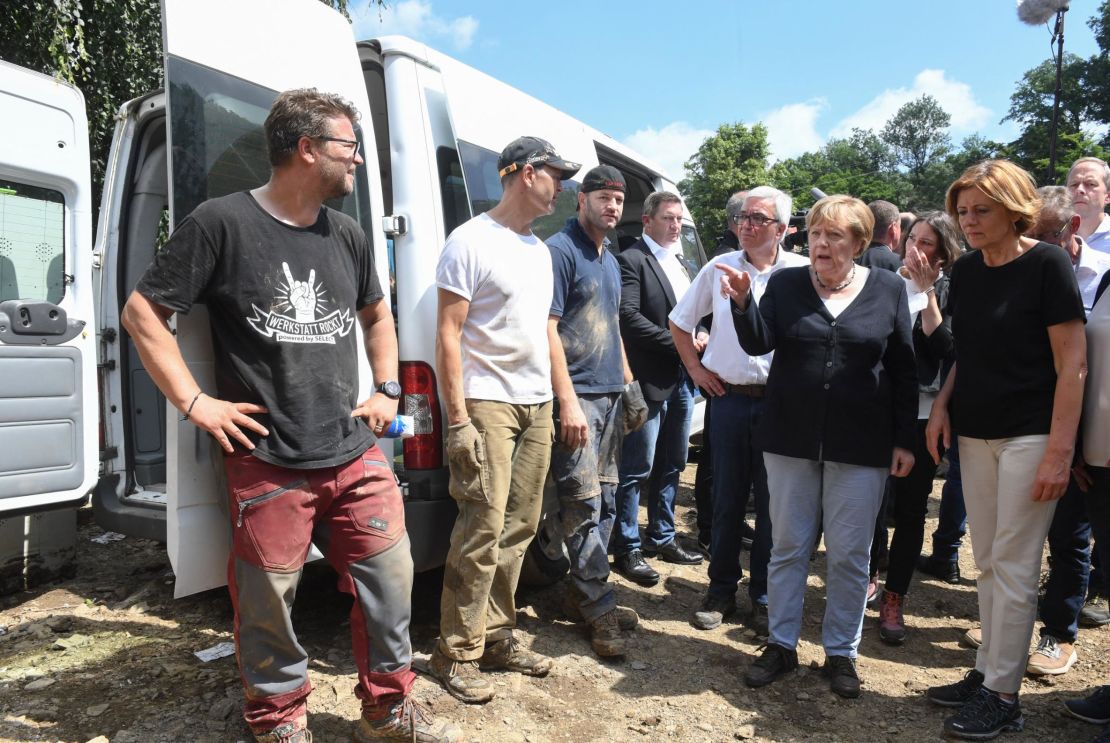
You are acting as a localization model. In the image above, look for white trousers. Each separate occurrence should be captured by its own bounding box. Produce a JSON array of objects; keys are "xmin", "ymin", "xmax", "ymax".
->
[{"xmin": 960, "ymin": 435, "xmax": 1057, "ymax": 694}]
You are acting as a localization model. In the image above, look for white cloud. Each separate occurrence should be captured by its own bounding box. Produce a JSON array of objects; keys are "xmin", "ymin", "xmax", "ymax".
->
[
  {"xmin": 622, "ymin": 122, "xmax": 715, "ymax": 181},
  {"xmin": 352, "ymin": 0, "xmax": 478, "ymax": 50},
  {"xmin": 829, "ymin": 69, "xmax": 991, "ymax": 139},
  {"xmin": 760, "ymin": 100, "xmax": 826, "ymax": 162}
]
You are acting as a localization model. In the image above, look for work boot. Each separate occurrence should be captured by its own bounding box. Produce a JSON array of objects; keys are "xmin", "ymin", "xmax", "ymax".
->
[
  {"xmin": 590, "ymin": 609, "xmax": 627, "ymax": 657},
  {"xmin": 743, "ymin": 643, "xmax": 798, "ymax": 688},
  {"xmin": 877, "ymin": 590, "xmax": 906, "ymax": 645},
  {"xmin": 479, "ymin": 636, "xmax": 553, "ymax": 677},
  {"xmin": 926, "ymin": 669, "xmax": 985, "ymax": 708},
  {"xmin": 561, "ymin": 591, "xmax": 638, "ymax": 629},
  {"xmin": 942, "ymin": 688, "xmax": 1024, "ymax": 740},
  {"xmin": 1081, "ymin": 594, "xmax": 1110, "ymax": 627},
  {"xmin": 354, "ymin": 698, "xmax": 462, "ymax": 742},
  {"xmin": 823, "ymin": 655, "xmax": 861, "ymax": 699},
  {"xmin": 692, "ymin": 594, "xmax": 736, "ymax": 630},
  {"xmin": 1026, "ymin": 635, "xmax": 1077, "ymax": 676},
  {"xmin": 427, "ymin": 646, "xmax": 495, "ymax": 704},
  {"xmin": 254, "ymin": 718, "xmax": 311, "ymax": 743}
]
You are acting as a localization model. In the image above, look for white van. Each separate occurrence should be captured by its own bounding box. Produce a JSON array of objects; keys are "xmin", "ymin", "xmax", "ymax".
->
[{"xmin": 0, "ymin": 0, "xmax": 708, "ymax": 597}]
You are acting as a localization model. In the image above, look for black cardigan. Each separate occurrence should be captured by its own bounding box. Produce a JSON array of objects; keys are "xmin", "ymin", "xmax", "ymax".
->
[{"xmin": 730, "ymin": 266, "xmax": 917, "ymax": 468}]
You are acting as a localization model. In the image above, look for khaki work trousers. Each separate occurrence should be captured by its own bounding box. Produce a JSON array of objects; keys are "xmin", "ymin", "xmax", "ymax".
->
[{"xmin": 438, "ymin": 399, "xmax": 553, "ymax": 660}]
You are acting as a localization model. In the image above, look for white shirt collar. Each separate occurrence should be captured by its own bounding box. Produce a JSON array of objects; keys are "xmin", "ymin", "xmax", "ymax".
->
[
  {"xmin": 1076, "ymin": 236, "xmax": 1110, "ymax": 274},
  {"xmin": 643, "ymin": 233, "xmax": 679, "ymax": 260}
]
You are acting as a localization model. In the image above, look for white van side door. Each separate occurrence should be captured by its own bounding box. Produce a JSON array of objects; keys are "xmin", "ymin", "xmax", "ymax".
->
[
  {"xmin": 0, "ymin": 62, "xmax": 98, "ymax": 515},
  {"xmin": 161, "ymin": 0, "xmax": 382, "ymax": 597}
]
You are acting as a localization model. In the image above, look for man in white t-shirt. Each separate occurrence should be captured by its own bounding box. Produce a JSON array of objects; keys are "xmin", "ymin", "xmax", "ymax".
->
[
  {"xmin": 430, "ymin": 137, "xmax": 581, "ymax": 704},
  {"xmin": 1067, "ymin": 157, "xmax": 1110, "ymax": 254},
  {"xmin": 669, "ymin": 186, "xmax": 807, "ymax": 636}
]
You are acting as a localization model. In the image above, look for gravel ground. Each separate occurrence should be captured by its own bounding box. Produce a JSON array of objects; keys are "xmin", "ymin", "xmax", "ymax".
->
[{"xmin": 1, "ymin": 460, "xmax": 1107, "ymax": 743}]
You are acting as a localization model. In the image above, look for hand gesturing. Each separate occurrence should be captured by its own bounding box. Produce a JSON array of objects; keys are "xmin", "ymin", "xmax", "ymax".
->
[{"xmin": 283, "ymin": 262, "xmax": 317, "ymax": 322}]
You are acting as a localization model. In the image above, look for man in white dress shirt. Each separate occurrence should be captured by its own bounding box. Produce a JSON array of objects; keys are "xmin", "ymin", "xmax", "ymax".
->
[
  {"xmin": 1067, "ymin": 157, "xmax": 1110, "ymax": 254},
  {"xmin": 669, "ymin": 186, "xmax": 807, "ymax": 634}
]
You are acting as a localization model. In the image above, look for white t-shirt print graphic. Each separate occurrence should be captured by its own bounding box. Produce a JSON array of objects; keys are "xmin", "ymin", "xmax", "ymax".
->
[{"xmin": 248, "ymin": 260, "xmax": 356, "ymax": 344}]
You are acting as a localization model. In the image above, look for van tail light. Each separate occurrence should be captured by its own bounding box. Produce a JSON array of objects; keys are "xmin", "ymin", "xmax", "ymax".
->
[{"xmin": 399, "ymin": 361, "xmax": 442, "ymax": 470}]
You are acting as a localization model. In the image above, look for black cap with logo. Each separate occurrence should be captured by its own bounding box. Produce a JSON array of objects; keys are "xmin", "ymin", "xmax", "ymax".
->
[
  {"xmin": 580, "ymin": 165, "xmax": 626, "ymax": 194},
  {"xmin": 497, "ymin": 136, "xmax": 582, "ymax": 180}
]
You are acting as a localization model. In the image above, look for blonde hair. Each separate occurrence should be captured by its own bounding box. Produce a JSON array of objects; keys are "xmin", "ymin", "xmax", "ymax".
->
[
  {"xmin": 806, "ymin": 195, "xmax": 874, "ymax": 258},
  {"xmin": 945, "ymin": 159, "xmax": 1040, "ymax": 236}
]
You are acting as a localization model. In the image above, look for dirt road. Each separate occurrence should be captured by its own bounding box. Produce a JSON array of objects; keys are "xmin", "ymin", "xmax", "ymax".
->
[{"xmin": 1, "ymin": 463, "xmax": 1106, "ymax": 742}]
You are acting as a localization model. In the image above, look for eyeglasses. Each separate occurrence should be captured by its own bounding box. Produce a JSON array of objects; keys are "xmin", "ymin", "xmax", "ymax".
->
[
  {"xmin": 1027, "ymin": 224, "xmax": 1067, "ymax": 243},
  {"xmin": 731, "ymin": 211, "xmax": 776, "ymax": 228},
  {"xmin": 316, "ymin": 136, "xmax": 362, "ymax": 155}
]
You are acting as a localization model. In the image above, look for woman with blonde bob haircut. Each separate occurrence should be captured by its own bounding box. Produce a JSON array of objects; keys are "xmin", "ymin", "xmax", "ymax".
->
[
  {"xmin": 924, "ymin": 160, "xmax": 1087, "ymax": 740},
  {"xmin": 718, "ymin": 194, "xmax": 917, "ymax": 700}
]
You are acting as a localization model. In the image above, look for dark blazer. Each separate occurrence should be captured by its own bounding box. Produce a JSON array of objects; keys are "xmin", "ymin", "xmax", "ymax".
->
[
  {"xmin": 731, "ymin": 266, "xmax": 917, "ymax": 468},
  {"xmin": 857, "ymin": 242, "xmax": 903, "ymax": 272},
  {"xmin": 617, "ymin": 238, "xmax": 686, "ymax": 402}
]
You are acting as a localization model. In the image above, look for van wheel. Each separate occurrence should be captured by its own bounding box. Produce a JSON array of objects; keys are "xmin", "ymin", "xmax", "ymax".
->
[{"xmin": 518, "ymin": 519, "xmax": 569, "ymax": 588}]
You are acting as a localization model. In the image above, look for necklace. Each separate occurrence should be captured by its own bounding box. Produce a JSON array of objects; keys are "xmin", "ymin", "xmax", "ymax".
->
[{"xmin": 813, "ymin": 264, "xmax": 855, "ymax": 292}]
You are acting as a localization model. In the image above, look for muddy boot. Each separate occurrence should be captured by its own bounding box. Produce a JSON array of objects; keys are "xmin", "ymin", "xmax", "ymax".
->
[
  {"xmin": 354, "ymin": 697, "xmax": 462, "ymax": 742},
  {"xmin": 562, "ymin": 592, "xmax": 638, "ymax": 630},
  {"xmin": 427, "ymin": 646, "xmax": 495, "ymax": 704},
  {"xmin": 254, "ymin": 718, "xmax": 311, "ymax": 743},
  {"xmin": 479, "ymin": 636, "xmax": 553, "ymax": 677},
  {"xmin": 590, "ymin": 609, "xmax": 627, "ymax": 657}
]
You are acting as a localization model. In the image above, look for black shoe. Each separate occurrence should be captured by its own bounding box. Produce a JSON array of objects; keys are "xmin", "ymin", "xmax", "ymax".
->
[
  {"xmin": 1080, "ymin": 595, "xmax": 1110, "ymax": 628},
  {"xmin": 918, "ymin": 553, "xmax": 961, "ymax": 584},
  {"xmin": 927, "ymin": 669, "xmax": 985, "ymax": 708},
  {"xmin": 747, "ymin": 603, "xmax": 769, "ymax": 638},
  {"xmin": 823, "ymin": 655, "xmax": 861, "ymax": 699},
  {"xmin": 693, "ymin": 594, "xmax": 736, "ymax": 630},
  {"xmin": 613, "ymin": 550, "xmax": 660, "ymax": 586},
  {"xmin": 644, "ymin": 539, "xmax": 703, "ymax": 565},
  {"xmin": 1065, "ymin": 685, "xmax": 1110, "ymax": 725},
  {"xmin": 943, "ymin": 687, "xmax": 1024, "ymax": 740},
  {"xmin": 743, "ymin": 643, "xmax": 798, "ymax": 688}
]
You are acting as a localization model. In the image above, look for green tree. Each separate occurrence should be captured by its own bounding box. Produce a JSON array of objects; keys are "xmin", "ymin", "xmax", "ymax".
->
[
  {"xmin": 678, "ymin": 123, "xmax": 771, "ymax": 239},
  {"xmin": 1083, "ymin": 0, "xmax": 1110, "ymax": 131},
  {"xmin": 881, "ymin": 95, "xmax": 952, "ymax": 178},
  {"xmin": 770, "ymin": 128, "xmax": 905, "ymax": 209},
  {"xmin": 1002, "ymin": 54, "xmax": 1089, "ymax": 181},
  {"xmin": 1, "ymin": 0, "xmax": 357, "ymax": 208}
]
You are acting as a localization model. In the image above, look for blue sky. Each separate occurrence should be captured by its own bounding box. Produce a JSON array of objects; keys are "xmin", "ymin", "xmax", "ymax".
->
[{"xmin": 349, "ymin": 0, "xmax": 1104, "ymax": 180}]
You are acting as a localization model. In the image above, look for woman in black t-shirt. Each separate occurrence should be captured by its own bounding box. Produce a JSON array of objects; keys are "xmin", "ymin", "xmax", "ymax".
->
[{"xmin": 923, "ymin": 160, "xmax": 1087, "ymax": 740}]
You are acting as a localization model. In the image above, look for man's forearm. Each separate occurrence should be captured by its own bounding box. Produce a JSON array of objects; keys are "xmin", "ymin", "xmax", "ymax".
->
[
  {"xmin": 669, "ymin": 320, "xmax": 701, "ymax": 375},
  {"xmin": 121, "ymin": 291, "xmax": 203, "ymax": 413},
  {"xmin": 547, "ymin": 319, "xmax": 577, "ymax": 405},
  {"xmin": 436, "ymin": 334, "xmax": 468, "ymax": 425},
  {"xmin": 364, "ymin": 305, "xmax": 399, "ymax": 385}
]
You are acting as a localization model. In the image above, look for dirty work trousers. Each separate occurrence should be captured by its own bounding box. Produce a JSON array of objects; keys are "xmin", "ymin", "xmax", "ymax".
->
[
  {"xmin": 959, "ymin": 435, "xmax": 1057, "ymax": 695},
  {"xmin": 438, "ymin": 399, "xmax": 553, "ymax": 660},
  {"xmin": 551, "ymin": 392, "xmax": 622, "ymax": 623},
  {"xmin": 223, "ymin": 445, "xmax": 414, "ymax": 736}
]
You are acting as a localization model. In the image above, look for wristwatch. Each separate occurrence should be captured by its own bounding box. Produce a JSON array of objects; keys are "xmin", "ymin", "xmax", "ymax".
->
[{"xmin": 376, "ymin": 380, "xmax": 402, "ymax": 400}]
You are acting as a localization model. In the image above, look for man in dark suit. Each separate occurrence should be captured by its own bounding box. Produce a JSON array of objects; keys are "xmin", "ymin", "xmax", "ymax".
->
[
  {"xmin": 857, "ymin": 200, "xmax": 903, "ymax": 272},
  {"xmin": 612, "ymin": 191, "xmax": 703, "ymax": 585}
]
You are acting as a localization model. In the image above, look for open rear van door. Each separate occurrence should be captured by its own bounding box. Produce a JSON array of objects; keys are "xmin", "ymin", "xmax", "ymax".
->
[
  {"xmin": 160, "ymin": 0, "xmax": 381, "ymax": 596},
  {"xmin": 0, "ymin": 62, "xmax": 98, "ymax": 516}
]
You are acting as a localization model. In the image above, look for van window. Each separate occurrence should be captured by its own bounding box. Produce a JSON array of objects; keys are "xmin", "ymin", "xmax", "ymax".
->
[
  {"xmin": 0, "ymin": 179, "xmax": 65, "ymax": 303},
  {"xmin": 456, "ymin": 140, "xmax": 579, "ymax": 241},
  {"xmin": 165, "ymin": 56, "xmax": 373, "ymax": 237},
  {"xmin": 436, "ymin": 147, "xmax": 468, "ymax": 237},
  {"xmin": 680, "ymin": 223, "xmax": 707, "ymax": 273}
]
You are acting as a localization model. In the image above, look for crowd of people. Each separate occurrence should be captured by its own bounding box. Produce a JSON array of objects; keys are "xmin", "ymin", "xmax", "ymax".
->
[{"xmin": 120, "ymin": 86, "xmax": 1110, "ymax": 743}]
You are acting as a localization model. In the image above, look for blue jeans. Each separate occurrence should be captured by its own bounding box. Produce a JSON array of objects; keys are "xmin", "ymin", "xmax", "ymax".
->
[
  {"xmin": 1040, "ymin": 478, "xmax": 1090, "ymax": 643},
  {"xmin": 930, "ymin": 442, "xmax": 967, "ymax": 563},
  {"xmin": 614, "ymin": 375, "xmax": 694, "ymax": 554},
  {"xmin": 763, "ymin": 452, "xmax": 887, "ymax": 657},
  {"xmin": 707, "ymin": 393, "xmax": 770, "ymax": 605}
]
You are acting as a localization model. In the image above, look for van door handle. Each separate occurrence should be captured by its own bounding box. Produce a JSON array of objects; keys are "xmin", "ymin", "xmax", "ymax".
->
[{"xmin": 382, "ymin": 214, "xmax": 408, "ymax": 237}]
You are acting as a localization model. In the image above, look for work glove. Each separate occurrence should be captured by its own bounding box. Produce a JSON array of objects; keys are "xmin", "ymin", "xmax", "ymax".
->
[
  {"xmin": 622, "ymin": 381, "xmax": 649, "ymax": 434},
  {"xmin": 447, "ymin": 419, "xmax": 488, "ymax": 502}
]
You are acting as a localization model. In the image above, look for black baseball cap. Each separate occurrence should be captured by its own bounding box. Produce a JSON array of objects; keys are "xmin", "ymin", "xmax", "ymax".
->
[
  {"xmin": 497, "ymin": 136, "xmax": 582, "ymax": 180},
  {"xmin": 580, "ymin": 165, "xmax": 626, "ymax": 194}
]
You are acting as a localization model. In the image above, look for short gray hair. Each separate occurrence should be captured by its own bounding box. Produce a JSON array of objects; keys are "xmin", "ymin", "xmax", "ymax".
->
[
  {"xmin": 1069, "ymin": 157, "xmax": 1110, "ymax": 189},
  {"xmin": 744, "ymin": 186, "xmax": 792, "ymax": 228},
  {"xmin": 725, "ymin": 190, "xmax": 749, "ymax": 219},
  {"xmin": 1037, "ymin": 185, "xmax": 1077, "ymax": 222}
]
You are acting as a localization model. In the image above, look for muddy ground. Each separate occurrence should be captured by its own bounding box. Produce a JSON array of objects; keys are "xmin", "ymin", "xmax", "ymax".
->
[{"xmin": 1, "ymin": 460, "xmax": 1107, "ymax": 743}]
